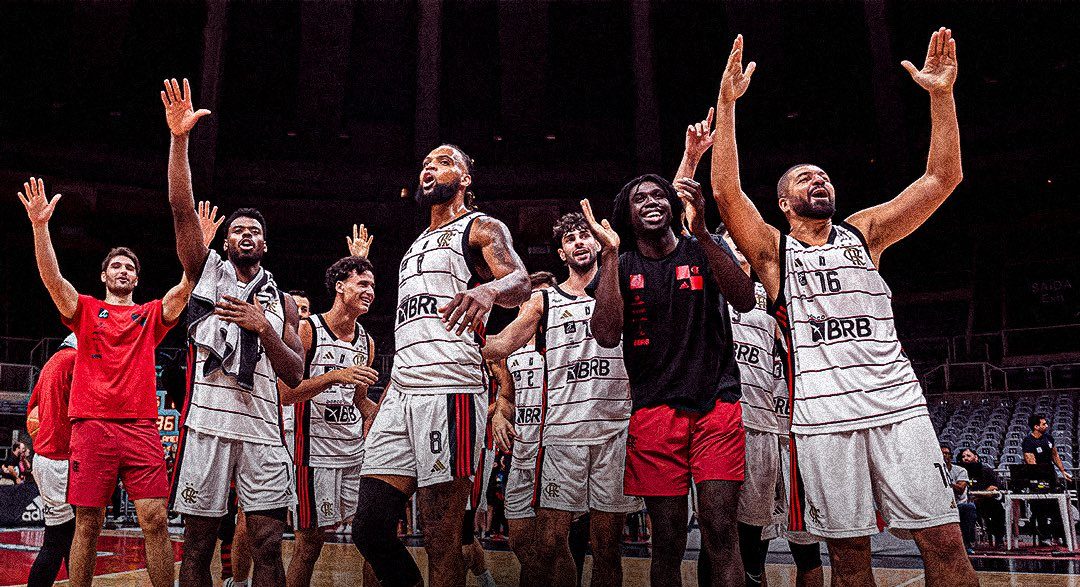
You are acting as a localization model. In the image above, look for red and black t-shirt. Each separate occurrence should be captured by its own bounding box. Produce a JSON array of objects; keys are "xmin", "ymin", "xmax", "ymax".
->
[{"xmin": 618, "ymin": 235, "xmax": 741, "ymax": 413}]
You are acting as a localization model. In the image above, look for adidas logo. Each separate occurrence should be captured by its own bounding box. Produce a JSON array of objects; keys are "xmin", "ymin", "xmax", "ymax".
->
[
  {"xmin": 560, "ymin": 309, "xmax": 573, "ymax": 319},
  {"xmin": 430, "ymin": 459, "xmax": 447, "ymax": 474},
  {"xmin": 323, "ymin": 351, "xmax": 334, "ymax": 361},
  {"xmin": 21, "ymin": 497, "xmax": 44, "ymax": 523}
]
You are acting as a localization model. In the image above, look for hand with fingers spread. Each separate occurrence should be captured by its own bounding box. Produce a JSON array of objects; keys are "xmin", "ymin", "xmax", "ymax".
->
[
  {"xmin": 214, "ymin": 295, "xmax": 272, "ymax": 335},
  {"xmin": 439, "ymin": 285, "xmax": 497, "ymax": 336},
  {"xmin": 347, "ymin": 223, "xmax": 374, "ymax": 258},
  {"xmin": 17, "ymin": 177, "xmax": 62, "ymax": 227},
  {"xmin": 491, "ymin": 408, "xmax": 517, "ymax": 453},
  {"xmin": 719, "ymin": 34, "xmax": 757, "ymax": 105},
  {"xmin": 684, "ymin": 107, "xmax": 716, "ymax": 161},
  {"xmin": 198, "ymin": 201, "xmax": 224, "ymax": 247},
  {"xmin": 902, "ymin": 27, "xmax": 958, "ymax": 94},
  {"xmin": 580, "ymin": 198, "xmax": 620, "ymax": 253},
  {"xmin": 161, "ymin": 78, "xmax": 211, "ymax": 137},
  {"xmin": 675, "ymin": 178, "xmax": 707, "ymax": 237}
]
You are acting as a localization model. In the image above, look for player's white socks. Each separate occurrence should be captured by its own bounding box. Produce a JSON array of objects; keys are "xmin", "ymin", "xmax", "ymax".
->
[{"xmin": 475, "ymin": 569, "xmax": 497, "ymax": 587}]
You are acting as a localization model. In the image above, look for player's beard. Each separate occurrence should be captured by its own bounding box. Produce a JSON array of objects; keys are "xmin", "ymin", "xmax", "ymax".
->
[
  {"xmin": 792, "ymin": 193, "xmax": 835, "ymax": 220},
  {"xmin": 226, "ymin": 245, "xmax": 263, "ymax": 268},
  {"xmin": 415, "ymin": 177, "xmax": 460, "ymax": 207},
  {"xmin": 566, "ymin": 249, "xmax": 597, "ymax": 274},
  {"xmin": 105, "ymin": 278, "xmax": 135, "ymax": 297}
]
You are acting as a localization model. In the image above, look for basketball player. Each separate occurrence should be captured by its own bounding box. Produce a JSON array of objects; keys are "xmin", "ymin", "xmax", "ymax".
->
[
  {"xmin": 282, "ymin": 256, "xmax": 379, "ymax": 587},
  {"xmin": 711, "ymin": 31, "xmax": 977, "ymax": 586},
  {"xmin": 18, "ymin": 176, "xmax": 194, "ymax": 587},
  {"xmin": 490, "ymin": 271, "xmax": 556, "ymax": 587},
  {"xmin": 483, "ymin": 213, "xmax": 639, "ymax": 587},
  {"xmin": 353, "ymin": 144, "xmax": 530, "ymax": 587},
  {"xmin": 290, "ymin": 291, "xmax": 312, "ymax": 320},
  {"xmin": 160, "ymin": 78, "xmax": 304, "ymax": 587},
  {"xmin": 26, "ymin": 334, "xmax": 77, "ymax": 587},
  {"xmin": 585, "ymin": 173, "xmax": 755, "ymax": 586}
]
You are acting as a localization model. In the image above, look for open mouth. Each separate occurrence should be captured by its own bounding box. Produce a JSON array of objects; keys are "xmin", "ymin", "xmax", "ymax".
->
[
  {"xmin": 642, "ymin": 209, "xmax": 664, "ymax": 222},
  {"xmin": 239, "ymin": 239, "xmax": 255, "ymax": 251},
  {"xmin": 421, "ymin": 173, "xmax": 436, "ymax": 191},
  {"xmin": 573, "ymin": 249, "xmax": 591, "ymax": 261},
  {"xmin": 809, "ymin": 186, "xmax": 830, "ymax": 201}
]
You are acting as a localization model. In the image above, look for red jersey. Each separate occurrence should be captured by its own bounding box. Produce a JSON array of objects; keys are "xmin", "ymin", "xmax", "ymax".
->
[
  {"xmin": 27, "ymin": 347, "xmax": 76, "ymax": 460},
  {"xmin": 62, "ymin": 295, "xmax": 175, "ymax": 420}
]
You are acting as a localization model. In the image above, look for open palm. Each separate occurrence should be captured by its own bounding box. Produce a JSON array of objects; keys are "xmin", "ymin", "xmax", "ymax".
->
[
  {"xmin": 580, "ymin": 199, "xmax": 620, "ymax": 252},
  {"xmin": 17, "ymin": 177, "xmax": 61, "ymax": 226},
  {"xmin": 719, "ymin": 35, "xmax": 756, "ymax": 105},
  {"xmin": 902, "ymin": 28, "xmax": 958, "ymax": 93},
  {"xmin": 161, "ymin": 78, "xmax": 211, "ymax": 136}
]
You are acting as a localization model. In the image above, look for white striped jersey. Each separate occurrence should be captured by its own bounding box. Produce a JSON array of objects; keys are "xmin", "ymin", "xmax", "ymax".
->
[
  {"xmin": 773, "ymin": 223, "xmax": 927, "ymax": 435},
  {"xmin": 294, "ymin": 314, "xmax": 370, "ymax": 468},
  {"xmin": 730, "ymin": 281, "xmax": 783, "ymax": 434},
  {"xmin": 392, "ymin": 211, "xmax": 489, "ymax": 395},
  {"xmin": 507, "ymin": 343, "xmax": 544, "ymax": 467},
  {"xmin": 186, "ymin": 278, "xmax": 287, "ymax": 446},
  {"xmin": 773, "ymin": 336, "xmax": 791, "ymax": 436},
  {"xmin": 540, "ymin": 285, "xmax": 631, "ymax": 446}
]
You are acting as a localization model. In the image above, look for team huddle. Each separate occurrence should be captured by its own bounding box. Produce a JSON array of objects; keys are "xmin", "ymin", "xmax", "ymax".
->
[{"xmin": 19, "ymin": 29, "xmax": 977, "ymax": 587}]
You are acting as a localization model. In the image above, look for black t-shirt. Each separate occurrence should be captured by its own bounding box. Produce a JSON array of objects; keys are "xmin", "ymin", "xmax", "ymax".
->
[
  {"xmin": 617, "ymin": 235, "xmax": 742, "ymax": 412},
  {"xmin": 1022, "ymin": 433, "xmax": 1056, "ymax": 465}
]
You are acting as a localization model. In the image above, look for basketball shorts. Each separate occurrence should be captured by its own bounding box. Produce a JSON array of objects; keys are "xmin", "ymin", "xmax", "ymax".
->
[
  {"xmin": 737, "ymin": 428, "xmax": 781, "ymax": 527},
  {"xmin": 170, "ymin": 428, "xmax": 295, "ymax": 517},
  {"xmin": 535, "ymin": 428, "xmax": 643, "ymax": 514},
  {"xmin": 69, "ymin": 419, "xmax": 169, "ymax": 507},
  {"xmin": 625, "ymin": 399, "xmax": 745, "ymax": 497},
  {"xmin": 504, "ymin": 465, "xmax": 536, "ymax": 520},
  {"xmin": 793, "ymin": 415, "xmax": 958, "ymax": 539},
  {"xmin": 469, "ymin": 448, "xmax": 496, "ymax": 511},
  {"xmin": 360, "ymin": 389, "xmax": 485, "ymax": 488},
  {"xmin": 32, "ymin": 454, "xmax": 74, "ymax": 526},
  {"xmin": 295, "ymin": 463, "xmax": 363, "ymax": 530}
]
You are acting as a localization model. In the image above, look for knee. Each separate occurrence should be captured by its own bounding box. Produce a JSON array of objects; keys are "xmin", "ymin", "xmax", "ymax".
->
[
  {"xmin": 138, "ymin": 507, "xmax": 169, "ymax": 535},
  {"xmin": 701, "ymin": 514, "xmax": 738, "ymax": 543}
]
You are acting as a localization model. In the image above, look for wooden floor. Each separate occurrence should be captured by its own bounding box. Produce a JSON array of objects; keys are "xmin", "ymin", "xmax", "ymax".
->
[{"xmin": 42, "ymin": 538, "xmax": 1080, "ymax": 587}]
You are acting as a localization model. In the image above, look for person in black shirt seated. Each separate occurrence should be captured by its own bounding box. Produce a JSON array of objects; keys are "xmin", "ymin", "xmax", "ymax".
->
[
  {"xmin": 1022, "ymin": 414, "xmax": 1072, "ymax": 545},
  {"xmin": 957, "ymin": 448, "xmax": 1005, "ymax": 548},
  {"xmin": 584, "ymin": 174, "xmax": 755, "ymax": 586}
]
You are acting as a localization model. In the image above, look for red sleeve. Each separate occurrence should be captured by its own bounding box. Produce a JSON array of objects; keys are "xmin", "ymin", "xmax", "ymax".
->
[
  {"xmin": 60, "ymin": 294, "xmax": 93, "ymax": 335},
  {"xmin": 151, "ymin": 299, "xmax": 175, "ymax": 344}
]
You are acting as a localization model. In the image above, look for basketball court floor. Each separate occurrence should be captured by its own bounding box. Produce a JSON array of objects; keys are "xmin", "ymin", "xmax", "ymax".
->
[{"xmin": 3, "ymin": 528, "xmax": 1080, "ymax": 586}]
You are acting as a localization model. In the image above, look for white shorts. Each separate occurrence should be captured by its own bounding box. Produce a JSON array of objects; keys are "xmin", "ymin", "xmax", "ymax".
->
[
  {"xmin": 794, "ymin": 415, "xmax": 958, "ymax": 539},
  {"xmin": 360, "ymin": 389, "xmax": 485, "ymax": 488},
  {"xmin": 737, "ymin": 429, "xmax": 781, "ymax": 527},
  {"xmin": 536, "ymin": 428, "xmax": 643, "ymax": 514},
  {"xmin": 32, "ymin": 454, "xmax": 74, "ymax": 526},
  {"xmin": 505, "ymin": 465, "xmax": 536, "ymax": 520},
  {"xmin": 469, "ymin": 448, "xmax": 496, "ymax": 511},
  {"xmin": 171, "ymin": 429, "xmax": 296, "ymax": 517},
  {"xmin": 295, "ymin": 464, "xmax": 362, "ymax": 530}
]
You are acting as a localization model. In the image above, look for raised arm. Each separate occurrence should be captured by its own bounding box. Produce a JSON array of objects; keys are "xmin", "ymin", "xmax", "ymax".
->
[
  {"xmin": 162, "ymin": 274, "xmax": 195, "ymax": 324},
  {"xmin": 846, "ymin": 28, "xmax": 962, "ymax": 265},
  {"xmin": 18, "ymin": 177, "xmax": 78, "ymax": 319},
  {"xmin": 711, "ymin": 35, "xmax": 783, "ymax": 301},
  {"xmin": 581, "ymin": 199, "xmax": 623, "ymax": 349},
  {"xmin": 481, "ymin": 292, "xmax": 544, "ymax": 361},
  {"xmin": 441, "ymin": 216, "xmax": 530, "ymax": 335},
  {"xmin": 347, "ymin": 223, "xmax": 374, "ymax": 259},
  {"xmin": 161, "ymin": 77, "xmax": 212, "ymax": 280},
  {"xmin": 676, "ymin": 178, "xmax": 755, "ymax": 312},
  {"xmin": 676, "ymin": 107, "xmax": 715, "ymax": 181}
]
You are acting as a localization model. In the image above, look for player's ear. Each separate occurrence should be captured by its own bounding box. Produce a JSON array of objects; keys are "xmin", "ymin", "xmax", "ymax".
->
[
  {"xmin": 557, "ymin": 247, "xmax": 567, "ymax": 263},
  {"xmin": 336, "ymin": 281, "xmax": 345, "ymax": 295},
  {"xmin": 778, "ymin": 197, "xmax": 791, "ymax": 214},
  {"xmin": 101, "ymin": 271, "xmax": 107, "ymax": 284},
  {"xmin": 460, "ymin": 172, "xmax": 471, "ymax": 190}
]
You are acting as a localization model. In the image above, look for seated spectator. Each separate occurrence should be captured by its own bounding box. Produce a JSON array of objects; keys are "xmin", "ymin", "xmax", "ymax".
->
[
  {"xmin": 958, "ymin": 448, "xmax": 1005, "ymax": 548},
  {"xmin": 942, "ymin": 445, "xmax": 977, "ymax": 554},
  {"xmin": 1022, "ymin": 414, "xmax": 1071, "ymax": 545},
  {"xmin": 2, "ymin": 442, "xmax": 33, "ymax": 484}
]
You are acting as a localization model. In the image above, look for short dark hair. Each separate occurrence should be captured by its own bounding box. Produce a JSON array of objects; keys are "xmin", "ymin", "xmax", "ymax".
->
[
  {"xmin": 288, "ymin": 290, "xmax": 308, "ymax": 299},
  {"xmin": 529, "ymin": 271, "xmax": 557, "ymax": 289},
  {"xmin": 777, "ymin": 163, "xmax": 818, "ymax": 200},
  {"xmin": 325, "ymin": 256, "xmax": 374, "ymax": 295},
  {"xmin": 101, "ymin": 247, "xmax": 140, "ymax": 274},
  {"xmin": 225, "ymin": 208, "xmax": 268, "ymax": 236},
  {"xmin": 1029, "ymin": 414, "xmax": 1047, "ymax": 430},
  {"xmin": 552, "ymin": 212, "xmax": 590, "ymax": 245},
  {"xmin": 611, "ymin": 174, "xmax": 683, "ymax": 251},
  {"xmin": 940, "ymin": 444, "xmax": 952, "ymax": 452}
]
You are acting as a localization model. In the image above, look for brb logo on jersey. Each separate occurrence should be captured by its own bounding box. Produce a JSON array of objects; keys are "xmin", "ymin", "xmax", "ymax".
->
[
  {"xmin": 566, "ymin": 358, "xmax": 610, "ymax": 381},
  {"xmin": 517, "ymin": 406, "xmax": 542, "ymax": 425},
  {"xmin": 808, "ymin": 314, "xmax": 872, "ymax": 342},
  {"xmin": 324, "ymin": 403, "xmax": 360, "ymax": 424},
  {"xmin": 733, "ymin": 343, "xmax": 762, "ymax": 365},
  {"xmin": 397, "ymin": 294, "xmax": 439, "ymax": 324}
]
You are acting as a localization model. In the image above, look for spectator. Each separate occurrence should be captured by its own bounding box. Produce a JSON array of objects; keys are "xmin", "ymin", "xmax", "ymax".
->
[
  {"xmin": 2, "ymin": 442, "xmax": 33, "ymax": 484},
  {"xmin": 941, "ymin": 446, "xmax": 977, "ymax": 554},
  {"xmin": 957, "ymin": 448, "xmax": 1005, "ymax": 548},
  {"xmin": 1022, "ymin": 414, "xmax": 1071, "ymax": 545}
]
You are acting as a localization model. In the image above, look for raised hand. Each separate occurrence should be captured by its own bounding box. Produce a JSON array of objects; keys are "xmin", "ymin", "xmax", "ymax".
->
[
  {"xmin": 347, "ymin": 223, "xmax": 374, "ymax": 258},
  {"xmin": 580, "ymin": 199, "xmax": 620, "ymax": 253},
  {"xmin": 161, "ymin": 78, "xmax": 211, "ymax": 136},
  {"xmin": 198, "ymin": 201, "xmax": 224, "ymax": 247},
  {"xmin": 902, "ymin": 27, "xmax": 958, "ymax": 94},
  {"xmin": 17, "ymin": 177, "xmax": 62, "ymax": 226},
  {"xmin": 675, "ymin": 178, "xmax": 706, "ymax": 236},
  {"xmin": 719, "ymin": 35, "xmax": 756, "ymax": 105},
  {"xmin": 684, "ymin": 107, "xmax": 716, "ymax": 161}
]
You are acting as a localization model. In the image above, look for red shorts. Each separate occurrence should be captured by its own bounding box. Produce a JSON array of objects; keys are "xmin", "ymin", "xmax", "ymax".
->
[
  {"xmin": 624, "ymin": 399, "xmax": 745, "ymax": 496},
  {"xmin": 68, "ymin": 419, "xmax": 169, "ymax": 507}
]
